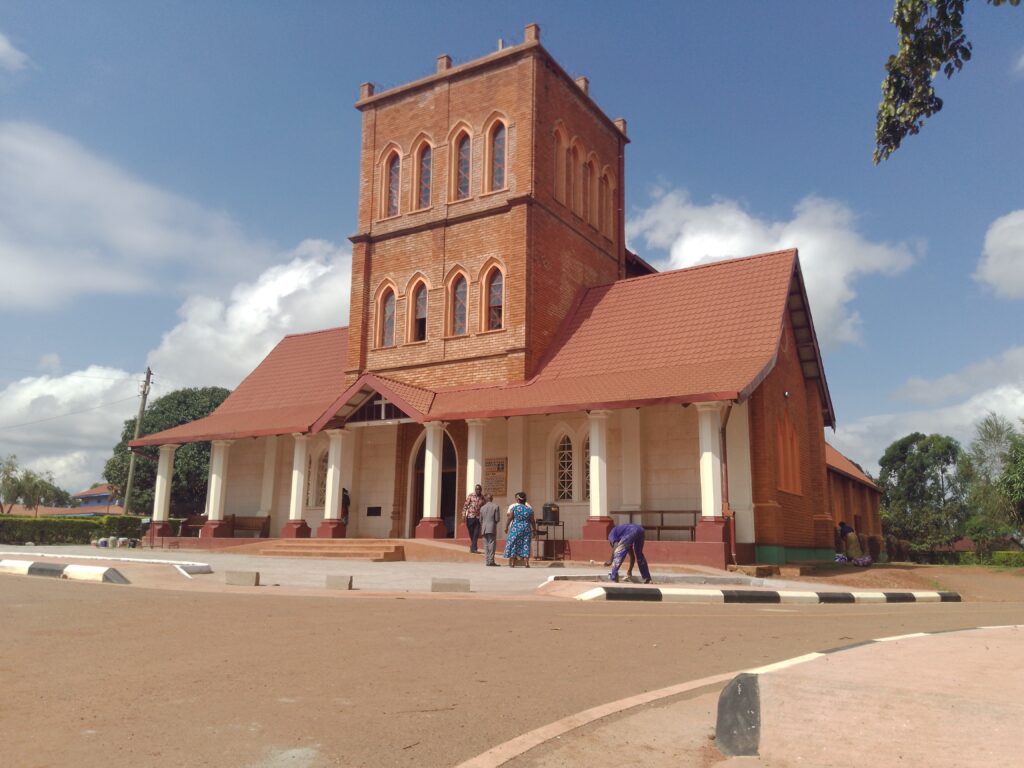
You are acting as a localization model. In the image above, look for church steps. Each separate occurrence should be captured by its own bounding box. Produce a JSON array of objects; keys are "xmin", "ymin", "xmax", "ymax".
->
[{"xmin": 255, "ymin": 539, "xmax": 405, "ymax": 561}]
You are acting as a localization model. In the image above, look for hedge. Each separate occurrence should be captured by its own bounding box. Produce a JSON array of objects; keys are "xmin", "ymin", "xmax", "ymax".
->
[
  {"xmin": 0, "ymin": 515, "xmax": 144, "ymax": 545},
  {"xmin": 991, "ymin": 550, "xmax": 1024, "ymax": 568}
]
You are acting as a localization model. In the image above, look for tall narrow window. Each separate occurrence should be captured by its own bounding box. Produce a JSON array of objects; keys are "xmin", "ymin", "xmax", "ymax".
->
[
  {"xmin": 581, "ymin": 161, "xmax": 591, "ymax": 224},
  {"xmin": 598, "ymin": 175, "xmax": 609, "ymax": 234},
  {"xmin": 570, "ymin": 146, "xmax": 581, "ymax": 215},
  {"xmin": 455, "ymin": 133, "xmax": 471, "ymax": 200},
  {"xmin": 564, "ymin": 147, "xmax": 574, "ymax": 211},
  {"xmin": 556, "ymin": 435, "xmax": 574, "ymax": 501},
  {"xmin": 489, "ymin": 123, "xmax": 506, "ymax": 191},
  {"xmin": 386, "ymin": 153, "xmax": 400, "ymax": 217},
  {"xmin": 486, "ymin": 270, "xmax": 503, "ymax": 330},
  {"xmin": 412, "ymin": 283, "xmax": 427, "ymax": 342},
  {"xmin": 451, "ymin": 276, "xmax": 467, "ymax": 336},
  {"xmin": 380, "ymin": 290, "xmax": 395, "ymax": 347},
  {"xmin": 417, "ymin": 145, "xmax": 432, "ymax": 209},
  {"xmin": 554, "ymin": 130, "xmax": 567, "ymax": 203}
]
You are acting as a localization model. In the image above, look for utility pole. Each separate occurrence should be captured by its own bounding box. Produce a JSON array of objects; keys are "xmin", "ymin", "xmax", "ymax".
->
[{"xmin": 122, "ymin": 367, "xmax": 153, "ymax": 515}]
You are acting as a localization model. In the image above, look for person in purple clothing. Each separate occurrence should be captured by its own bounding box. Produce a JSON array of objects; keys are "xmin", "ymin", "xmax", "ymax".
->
[{"xmin": 607, "ymin": 523, "xmax": 652, "ymax": 583}]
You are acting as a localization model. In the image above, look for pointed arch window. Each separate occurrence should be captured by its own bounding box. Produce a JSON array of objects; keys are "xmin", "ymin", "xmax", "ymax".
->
[
  {"xmin": 380, "ymin": 289, "xmax": 396, "ymax": 348},
  {"xmin": 451, "ymin": 275, "xmax": 468, "ymax": 336},
  {"xmin": 775, "ymin": 411, "xmax": 801, "ymax": 495},
  {"xmin": 598, "ymin": 175, "xmax": 609, "ymax": 234},
  {"xmin": 488, "ymin": 122, "xmax": 506, "ymax": 191},
  {"xmin": 581, "ymin": 161, "xmax": 591, "ymax": 224},
  {"xmin": 583, "ymin": 435, "xmax": 591, "ymax": 502},
  {"xmin": 307, "ymin": 450, "xmax": 328, "ymax": 508},
  {"xmin": 412, "ymin": 283, "xmax": 427, "ymax": 342},
  {"xmin": 556, "ymin": 435, "xmax": 574, "ymax": 501},
  {"xmin": 486, "ymin": 270, "xmax": 503, "ymax": 330},
  {"xmin": 554, "ymin": 130, "xmax": 567, "ymax": 203},
  {"xmin": 416, "ymin": 145, "xmax": 432, "ymax": 210},
  {"xmin": 385, "ymin": 153, "xmax": 400, "ymax": 218},
  {"xmin": 455, "ymin": 133, "xmax": 471, "ymax": 200},
  {"xmin": 565, "ymin": 146, "xmax": 574, "ymax": 212}
]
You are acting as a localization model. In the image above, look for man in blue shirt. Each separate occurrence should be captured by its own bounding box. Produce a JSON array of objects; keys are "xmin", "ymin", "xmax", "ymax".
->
[{"xmin": 607, "ymin": 522, "xmax": 652, "ymax": 583}]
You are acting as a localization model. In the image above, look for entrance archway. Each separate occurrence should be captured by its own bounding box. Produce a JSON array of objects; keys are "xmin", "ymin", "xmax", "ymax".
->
[{"xmin": 412, "ymin": 430, "xmax": 458, "ymax": 537}]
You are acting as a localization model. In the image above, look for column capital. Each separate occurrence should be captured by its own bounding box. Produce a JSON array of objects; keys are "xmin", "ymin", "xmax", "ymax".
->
[
  {"xmin": 211, "ymin": 439, "xmax": 234, "ymax": 448},
  {"xmin": 158, "ymin": 443, "xmax": 181, "ymax": 454},
  {"xmin": 324, "ymin": 427, "xmax": 349, "ymax": 437},
  {"xmin": 695, "ymin": 401, "xmax": 725, "ymax": 413},
  {"xmin": 465, "ymin": 418, "xmax": 489, "ymax": 427},
  {"xmin": 424, "ymin": 420, "xmax": 446, "ymax": 432},
  {"xmin": 587, "ymin": 409, "xmax": 612, "ymax": 421},
  {"xmin": 292, "ymin": 432, "xmax": 311, "ymax": 443}
]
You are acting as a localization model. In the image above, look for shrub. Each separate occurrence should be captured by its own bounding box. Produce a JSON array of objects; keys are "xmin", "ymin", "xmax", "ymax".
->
[
  {"xmin": 959, "ymin": 552, "xmax": 989, "ymax": 566},
  {"xmin": 0, "ymin": 515, "xmax": 143, "ymax": 545},
  {"xmin": 991, "ymin": 551, "xmax": 1024, "ymax": 568},
  {"xmin": 96, "ymin": 515, "xmax": 144, "ymax": 538}
]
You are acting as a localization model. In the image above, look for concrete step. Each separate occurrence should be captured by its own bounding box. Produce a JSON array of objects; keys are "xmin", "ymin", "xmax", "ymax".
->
[
  {"xmin": 257, "ymin": 541, "xmax": 405, "ymax": 562},
  {"xmin": 259, "ymin": 549, "xmax": 404, "ymax": 561}
]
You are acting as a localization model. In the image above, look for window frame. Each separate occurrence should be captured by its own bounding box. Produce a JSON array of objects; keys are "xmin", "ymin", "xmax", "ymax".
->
[
  {"xmin": 377, "ymin": 286, "xmax": 397, "ymax": 348},
  {"xmin": 448, "ymin": 272, "xmax": 469, "ymax": 337},
  {"xmin": 452, "ymin": 131, "xmax": 472, "ymax": 201},
  {"xmin": 483, "ymin": 267, "xmax": 504, "ymax": 331},
  {"xmin": 485, "ymin": 120, "xmax": 507, "ymax": 192},
  {"xmin": 556, "ymin": 434, "xmax": 574, "ymax": 502},
  {"xmin": 409, "ymin": 281, "xmax": 428, "ymax": 343},
  {"xmin": 382, "ymin": 150, "xmax": 401, "ymax": 219},
  {"xmin": 413, "ymin": 141, "xmax": 433, "ymax": 211}
]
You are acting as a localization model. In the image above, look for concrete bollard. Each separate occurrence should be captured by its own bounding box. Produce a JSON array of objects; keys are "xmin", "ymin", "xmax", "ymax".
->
[
  {"xmin": 431, "ymin": 577, "xmax": 470, "ymax": 593},
  {"xmin": 225, "ymin": 571, "xmax": 260, "ymax": 587},
  {"xmin": 326, "ymin": 574, "xmax": 353, "ymax": 590}
]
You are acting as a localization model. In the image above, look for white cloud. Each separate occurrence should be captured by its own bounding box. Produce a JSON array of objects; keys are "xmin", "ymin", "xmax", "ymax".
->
[
  {"xmin": 0, "ymin": 243, "xmax": 351, "ymax": 492},
  {"xmin": 0, "ymin": 31, "xmax": 29, "ymax": 73},
  {"xmin": 626, "ymin": 188, "xmax": 919, "ymax": 348},
  {"xmin": 1015, "ymin": 50, "xmax": 1024, "ymax": 76},
  {"xmin": 0, "ymin": 122, "xmax": 275, "ymax": 310},
  {"xmin": 974, "ymin": 209, "xmax": 1024, "ymax": 299},
  {"xmin": 832, "ymin": 349, "xmax": 1024, "ymax": 475}
]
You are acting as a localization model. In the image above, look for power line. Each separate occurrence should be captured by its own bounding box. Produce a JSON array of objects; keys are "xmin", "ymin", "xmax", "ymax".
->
[{"xmin": 0, "ymin": 395, "xmax": 139, "ymax": 432}]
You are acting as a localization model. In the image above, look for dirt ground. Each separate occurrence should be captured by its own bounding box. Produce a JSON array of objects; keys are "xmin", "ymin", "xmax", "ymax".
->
[
  {"xmin": 791, "ymin": 562, "xmax": 1024, "ymax": 601},
  {"xmin": 2, "ymin": 567, "xmax": 1024, "ymax": 768}
]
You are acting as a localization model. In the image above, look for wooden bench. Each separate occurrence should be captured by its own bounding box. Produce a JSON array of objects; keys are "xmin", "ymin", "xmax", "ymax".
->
[
  {"xmin": 612, "ymin": 510, "xmax": 698, "ymax": 542},
  {"xmin": 231, "ymin": 514, "xmax": 271, "ymax": 538},
  {"xmin": 178, "ymin": 515, "xmax": 207, "ymax": 537}
]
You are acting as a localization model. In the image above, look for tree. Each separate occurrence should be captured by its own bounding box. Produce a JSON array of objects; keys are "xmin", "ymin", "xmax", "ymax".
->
[
  {"xmin": 0, "ymin": 455, "xmax": 75, "ymax": 514},
  {"xmin": 875, "ymin": 0, "xmax": 1021, "ymax": 164},
  {"xmin": 878, "ymin": 432, "xmax": 967, "ymax": 549},
  {"xmin": 104, "ymin": 387, "xmax": 230, "ymax": 516},
  {"xmin": 960, "ymin": 414, "xmax": 1018, "ymax": 554},
  {"xmin": 998, "ymin": 432, "xmax": 1024, "ymax": 534}
]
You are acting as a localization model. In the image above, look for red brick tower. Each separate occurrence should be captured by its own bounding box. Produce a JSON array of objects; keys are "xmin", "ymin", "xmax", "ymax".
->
[{"xmin": 346, "ymin": 24, "xmax": 629, "ymax": 390}]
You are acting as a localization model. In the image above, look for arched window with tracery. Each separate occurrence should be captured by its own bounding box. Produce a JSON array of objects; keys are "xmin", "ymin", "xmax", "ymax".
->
[
  {"xmin": 307, "ymin": 450, "xmax": 328, "ymax": 507},
  {"xmin": 416, "ymin": 144, "xmax": 432, "ymax": 210},
  {"xmin": 583, "ymin": 435, "xmax": 591, "ymax": 501},
  {"xmin": 581, "ymin": 161, "xmax": 591, "ymax": 224},
  {"xmin": 379, "ymin": 289, "xmax": 396, "ymax": 348},
  {"xmin": 556, "ymin": 435, "xmax": 574, "ymax": 501},
  {"xmin": 385, "ymin": 152, "xmax": 400, "ymax": 217},
  {"xmin": 554, "ymin": 129, "xmax": 567, "ymax": 203},
  {"xmin": 454, "ymin": 132, "xmax": 471, "ymax": 200},
  {"xmin": 485, "ymin": 269, "xmax": 503, "ymax": 330},
  {"xmin": 451, "ymin": 275, "xmax": 468, "ymax": 336},
  {"xmin": 565, "ymin": 146, "xmax": 575, "ymax": 213},
  {"xmin": 488, "ymin": 122, "xmax": 506, "ymax": 191},
  {"xmin": 598, "ymin": 174, "xmax": 609, "ymax": 234}
]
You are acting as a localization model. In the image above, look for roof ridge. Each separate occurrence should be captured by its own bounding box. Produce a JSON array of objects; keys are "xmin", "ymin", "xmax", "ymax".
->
[
  {"xmin": 282, "ymin": 326, "xmax": 348, "ymax": 339},
  {"xmin": 598, "ymin": 248, "xmax": 797, "ymax": 291},
  {"xmin": 369, "ymin": 372, "xmax": 438, "ymax": 395}
]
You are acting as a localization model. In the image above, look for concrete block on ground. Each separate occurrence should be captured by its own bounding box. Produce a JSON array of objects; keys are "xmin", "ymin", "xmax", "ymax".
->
[
  {"xmin": 225, "ymin": 570, "xmax": 260, "ymax": 587},
  {"xmin": 326, "ymin": 574, "xmax": 353, "ymax": 590},
  {"xmin": 431, "ymin": 577, "xmax": 470, "ymax": 593}
]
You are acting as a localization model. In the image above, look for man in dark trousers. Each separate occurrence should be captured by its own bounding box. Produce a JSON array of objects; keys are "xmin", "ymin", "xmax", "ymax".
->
[
  {"xmin": 607, "ymin": 522, "xmax": 652, "ymax": 583},
  {"xmin": 479, "ymin": 494, "xmax": 502, "ymax": 566},
  {"xmin": 462, "ymin": 483, "xmax": 485, "ymax": 553}
]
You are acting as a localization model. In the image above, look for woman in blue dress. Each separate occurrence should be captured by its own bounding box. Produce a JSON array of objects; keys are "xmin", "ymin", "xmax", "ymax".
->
[{"xmin": 502, "ymin": 491, "xmax": 537, "ymax": 567}]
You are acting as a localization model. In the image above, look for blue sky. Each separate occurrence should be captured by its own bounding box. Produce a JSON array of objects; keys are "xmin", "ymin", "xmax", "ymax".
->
[{"xmin": 0, "ymin": 1, "xmax": 1022, "ymax": 493}]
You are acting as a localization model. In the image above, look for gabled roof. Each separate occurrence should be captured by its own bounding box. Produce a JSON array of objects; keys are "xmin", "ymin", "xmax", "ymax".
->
[
  {"xmin": 825, "ymin": 443, "xmax": 879, "ymax": 491},
  {"xmin": 73, "ymin": 483, "xmax": 115, "ymax": 498},
  {"xmin": 130, "ymin": 328, "xmax": 348, "ymax": 447}
]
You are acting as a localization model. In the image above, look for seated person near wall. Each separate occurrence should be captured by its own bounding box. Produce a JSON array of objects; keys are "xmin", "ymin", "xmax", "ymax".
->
[{"xmin": 835, "ymin": 521, "xmax": 872, "ymax": 567}]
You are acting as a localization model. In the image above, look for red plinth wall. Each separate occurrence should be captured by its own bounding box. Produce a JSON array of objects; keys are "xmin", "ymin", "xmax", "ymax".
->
[
  {"xmin": 695, "ymin": 516, "xmax": 728, "ymax": 542},
  {"xmin": 280, "ymin": 520, "xmax": 312, "ymax": 538},
  {"xmin": 200, "ymin": 520, "xmax": 233, "ymax": 538},
  {"xmin": 415, "ymin": 518, "xmax": 449, "ymax": 539},
  {"xmin": 317, "ymin": 520, "xmax": 347, "ymax": 538},
  {"xmin": 149, "ymin": 521, "xmax": 176, "ymax": 537},
  {"xmin": 581, "ymin": 516, "xmax": 614, "ymax": 540}
]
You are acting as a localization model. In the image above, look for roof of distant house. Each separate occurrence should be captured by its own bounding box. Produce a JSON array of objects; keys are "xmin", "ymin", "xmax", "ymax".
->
[
  {"xmin": 73, "ymin": 483, "xmax": 115, "ymax": 498},
  {"xmin": 825, "ymin": 443, "xmax": 879, "ymax": 491}
]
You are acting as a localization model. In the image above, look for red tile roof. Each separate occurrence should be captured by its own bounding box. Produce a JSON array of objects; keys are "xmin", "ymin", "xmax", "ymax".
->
[
  {"xmin": 131, "ymin": 250, "xmax": 834, "ymax": 444},
  {"xmin": 73, "ymin": 483, "xmax": 115, "ymax": 498},
  {"xmin": 825, "ymin": 443, "xmax": 879, "ymax": 491},
  {"xmin": 131, "ymin": 328, "xmax": 348, "ymax": 447}
]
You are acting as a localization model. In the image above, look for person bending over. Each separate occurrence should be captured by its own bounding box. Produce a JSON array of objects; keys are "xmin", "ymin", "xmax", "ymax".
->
[{"xmin": 607, "ymin": 522, "xmax": 652, "ymax": 583}]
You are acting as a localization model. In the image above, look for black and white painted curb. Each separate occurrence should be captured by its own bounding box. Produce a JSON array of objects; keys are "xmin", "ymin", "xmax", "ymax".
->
[
  {"xmin": 0, "ymin": 558, "xmax": 130, "ymax": 584},
  {"xmin": 715, "ymin": 625, "xmax": 1023, "ymax": 757},
  {"xmin": 0, "ymin": 551, "xmax": 212, "ymax": 578},
  {"xmin": 574, "ymin": 585, "xmax": 962, "ymax": 603}
]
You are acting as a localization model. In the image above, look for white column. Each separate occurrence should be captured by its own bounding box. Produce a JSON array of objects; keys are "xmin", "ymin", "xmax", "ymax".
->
[
  {"xmin": 258, "ymin": 435, "xmax": 278, "ymax": 515},
  {"xmin": 465, "ymin": 419, "xmax": 486, "ymax": 493},
  {"xmin": 697, "ymin": 403, "xmax": 724, "ymax": 519},
  {"xmin": 506, "ymin": 416, "xmax": 525, "ymax": 498},
  {"xmin": 423, "ymin": 422, "xmax": 444, "ymax": 519},
  {"xmin": 204, "ymin": 440, "xmax": 232, "ymax": 521},
  {"xmin": 323, "ymin": 429, "xmax": 351, "ymax": 519},
  {"xmin": 152, "ymin": 444, "xmax": 179, "ymax": 522},
  {"xmin": 619, "ymin": 408, "xmax": 642, "ymax": 512},
  {"xmin": 288, "ymin": 434, "xmax": 310, "ymax": 522},
  {"xmin": 588, "ymin": 410, "xmax": 610, "ymax": 519}
]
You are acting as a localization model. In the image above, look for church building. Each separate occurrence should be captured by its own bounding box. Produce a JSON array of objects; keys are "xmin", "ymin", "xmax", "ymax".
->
[{"xmin": 133, "ymin": 24, "xmax": 866, "ymax": 567}]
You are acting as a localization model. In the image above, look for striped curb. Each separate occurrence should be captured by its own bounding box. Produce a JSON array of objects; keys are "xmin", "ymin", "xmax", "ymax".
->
[
  {"xmin": 0, "ymin": 550, "xmax": 212, "ymax": 575},
  {"xmin": 0, "ymin": 558, "xmax": 129, "ymax": 584},
  {"xmin": 716, "ymin": 624, "xmax": 1023, "ymax": 757},
  {"xmin": 574, "ymin": 585, "xmax": 962, "ymax": 603}
]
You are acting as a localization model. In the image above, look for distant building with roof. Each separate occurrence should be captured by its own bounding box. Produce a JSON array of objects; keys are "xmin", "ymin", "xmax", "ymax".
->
[
  {"xmin": 72, "ymin": 484, "xmax": 122, "ymax": 511},
  {"xmin": 132, "ymin": 24, "xmax": 879, "ymax": 566}
]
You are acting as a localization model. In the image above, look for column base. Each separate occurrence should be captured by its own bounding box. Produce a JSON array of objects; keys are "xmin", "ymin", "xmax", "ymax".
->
[
  {"xmin": 414, "ymin": 518, "xmax": 449, "ymax": 539},
  {"xmin": 149, "ymin": 521, "xmax": 176, "ymax": 537},
  {"xmin": 695, "ymin": 516, "xmax": 728, "ymax": 543},
  {"xmin": 200, "ymin": 520, "xmax": 234, "ymax": 538},
  {"xmin": 316, "ymin": 519, "xmax": 348, "ymax": 538},
  {"xmin": 280, "ymin": 520, "xmax": 312, "ymax": 538},
  {"xmin": 582, "ymin": 516, "xmax": 614, "ymax": 540}
]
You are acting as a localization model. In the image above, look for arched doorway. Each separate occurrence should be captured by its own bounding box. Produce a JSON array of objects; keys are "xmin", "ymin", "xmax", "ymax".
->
[{"xmin": 412, "ymin": 431, "xmax": 458, "ymax": 537}]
